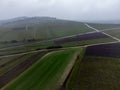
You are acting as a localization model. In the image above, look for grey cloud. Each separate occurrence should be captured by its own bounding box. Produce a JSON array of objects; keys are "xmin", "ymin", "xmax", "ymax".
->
[{"xmin": 0, "ymin": 0, "xmax": 120, "ymax": 21}]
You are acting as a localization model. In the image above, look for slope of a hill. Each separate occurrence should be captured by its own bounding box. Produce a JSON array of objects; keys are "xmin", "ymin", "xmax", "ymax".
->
[{"xmin": 0, "ymin": 17, "xmax": 93, "ymax": 42}]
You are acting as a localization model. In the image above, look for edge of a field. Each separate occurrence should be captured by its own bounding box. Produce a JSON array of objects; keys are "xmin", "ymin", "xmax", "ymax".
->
[
  {"xmin": 64, "ymin": 48, "xmax": 86, "ymax": 90},
  {"xmin": 2, "ymin": 48, "xmax": 84, "ymax": 90},
  {"xmin": 1, "ymin": 51, "xmax": 54, "ymax": 90}
]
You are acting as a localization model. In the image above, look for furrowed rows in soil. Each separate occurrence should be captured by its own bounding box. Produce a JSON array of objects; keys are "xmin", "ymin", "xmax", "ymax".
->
[
  {"xmin": 54, "ymin": 32, "xmax": 109, "ymax": 44},
  {"xmin": 0, "ymin": 55, "xmax": 25, "ymax": 69},
  {"xmin": 0, "ymin": 51, "xmax": 48, "ymax": 88},
  {"xmin": 85, "ymin": 43, "xmax": 120, "ymax": 57}
]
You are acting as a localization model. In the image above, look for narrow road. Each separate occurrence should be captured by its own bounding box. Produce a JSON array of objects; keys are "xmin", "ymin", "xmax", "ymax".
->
[
  {"xmin": 84, "ymin": 23, "xmax": 99, "ymax": 32},
  {"xmin": 85, "ymin": 23, "xmax": 120, "ymax": 42},
  {"xmin": 0, "ymin": 23, "xmax": 120, "ymax": 58},
  {"xmin": 1, "ymin": 23, "xmax": 119, "ymax": 51},
  {"xmin": 101, "ymin": 27, "xmax": 120, "ymax": 31},
  {"xmin": 0, "ymin": 40, "xmax": 119, "ymax": 59},
  {"xmin": 0, "ymin": 31, "xmax": 95, "ymax": 51}
]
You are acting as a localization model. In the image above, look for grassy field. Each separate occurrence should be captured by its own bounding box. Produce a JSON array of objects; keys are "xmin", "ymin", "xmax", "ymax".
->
[
  {"xmin": 0, "ymin": 55, "xmax": 20, "ymax": 66},
  {"xmin": 1, "ymin": 18, "xmax": 120, "ymax": 90},
  {"xmin": 89, "ymin": 23, "xmax": 120, "ymax": 30},
  {"xmin": 65, "ymin": 56, "xmax": 120, "ymax": 90},
  {"xmin": 3, "ymin": 48, "xmax": 83, "ymax": 90},
  {"xmin": 0, "ymin": 51, "xmax": 49, "ymax": 88},
  {"xmin": 0, "ymin": 36, "xmax": 116, "ymax": 56},
  {"xmin": 104, "ymin": 29, "xmax": 120, "ymax": 39},
  {"xmin": 0, "ymin": 20, "xmax": 95, "ymax": 49},
  {"xmin": 0, "ymin": 41, "xmax": 54, "ymax": 56},
  {"xmin": 62, "ymin": 48, "xmax": 86, "ymax": 90},
  {"xmin": 0, "ymin": 20, "xmax": 94, "ymax": 42}
]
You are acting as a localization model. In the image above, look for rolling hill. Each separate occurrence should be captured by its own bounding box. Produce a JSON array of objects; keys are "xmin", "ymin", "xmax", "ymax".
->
[
  {"xmin": 0, "ymin": 17, "xmax": 120, "ymax": 90},
  {"xmin": 0, "ymin": 17, "xmax": 93, "ymax": 42}
]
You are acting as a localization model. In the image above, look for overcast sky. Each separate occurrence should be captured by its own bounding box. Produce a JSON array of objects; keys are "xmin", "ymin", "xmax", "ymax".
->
[{"xmin": 0, "ymin": 0, "xmax": 120, "ymax": 21}]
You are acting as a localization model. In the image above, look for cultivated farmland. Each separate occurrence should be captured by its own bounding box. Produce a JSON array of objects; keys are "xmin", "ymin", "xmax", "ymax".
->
[
  {"xmin": 0, "ymin": 18, "xmax": 94, "ymax": 42},
  {"xmin": 62, "ymin": 38, "xmax": 115, "ymax": 47},
  {"xmin": 0, "ymin": 17, "xmax": 120, "ymax": 90},
  {"xmin": 88, "ymin": 23, "xmax": 120, "ymax": 30},
  {"xmin": 64, "ymin": 43, "xmax": 120, "ymax": 90},
  {"xmin": 104, "ymin": 29, "xmax": 120, "ymax": 39},
  {"xmin": 0, "ymin": 51, "xmax": 48, "ymax": 88},
  {"xmin": 54, "ymin": 32, "xmax": 115, "ymax": 44},
  {"xmin": 3, "ymin": 48, "xmax": 83, "ymax": 90},
  {"xmin": 0, "ymin": 41, "xmax": 54, "ymax": 56},
  {"xmin": 85, "ymin": 43, "xmax": 120, "ymax": 57},
  {"xmin": 65, "ymin": 56, "xmax": 120, "ymax": 90}
]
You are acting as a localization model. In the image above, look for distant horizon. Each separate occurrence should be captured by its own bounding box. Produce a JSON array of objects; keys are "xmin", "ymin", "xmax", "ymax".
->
[{"xmin": 0, "ymin": 16, "xmax": 120, "ymax": 24}]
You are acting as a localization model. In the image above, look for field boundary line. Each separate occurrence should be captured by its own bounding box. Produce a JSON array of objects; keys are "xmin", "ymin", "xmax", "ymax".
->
[
  {"xmin": 58, "ymin": 48, "xmax": 83, "ymax": 90},
  {"xmin": 0, "ymin": 41, "xmax": 119, "ymax": 58},
  {"xmin": 0, "ymin": 23, "xmax": 120, "ymax": 51},
  {"xmin": 85, "ymin": 23, "xmax": 120, "ymax": 42},
  {"xmin": 101, "ymin": 27, "xmax": 120, "ymax": 31}
]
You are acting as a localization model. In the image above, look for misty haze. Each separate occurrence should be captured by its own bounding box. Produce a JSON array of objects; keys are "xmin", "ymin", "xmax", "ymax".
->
[{"xmin": 0, "ymin": 0, "xmax": 120, "ymax": 90}]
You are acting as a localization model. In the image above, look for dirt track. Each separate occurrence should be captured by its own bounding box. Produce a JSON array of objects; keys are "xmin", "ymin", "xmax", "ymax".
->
[{"xmin": 54, "ymin": 32, "xmax": 109, "ymax": 44}]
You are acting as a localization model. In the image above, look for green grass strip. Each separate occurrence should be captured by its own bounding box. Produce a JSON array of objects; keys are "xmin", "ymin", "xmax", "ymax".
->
[
  {"xmin": 3, "ymin": 48, "xmax": 83, "ymax": 90},
  {"xmin": 65, "ymin": 48, "xmax": 86, "ymax": 90}
]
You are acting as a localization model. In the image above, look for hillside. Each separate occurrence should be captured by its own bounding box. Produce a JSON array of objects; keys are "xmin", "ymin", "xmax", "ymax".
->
[
  {"xmin": 0, "ymin": 17, "xmax": 93, "ymax": 42},
  {"xmin": 0, "ymin": 17, "xmax": 120, "ymax": 90}
]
